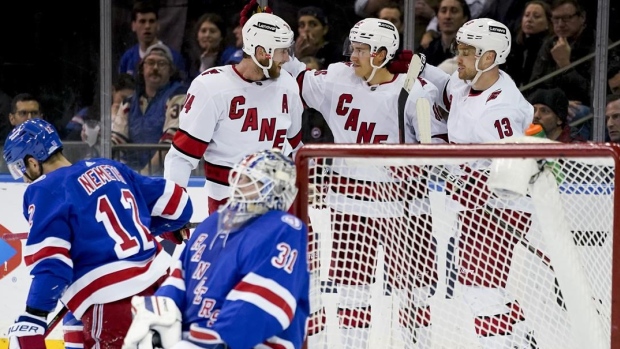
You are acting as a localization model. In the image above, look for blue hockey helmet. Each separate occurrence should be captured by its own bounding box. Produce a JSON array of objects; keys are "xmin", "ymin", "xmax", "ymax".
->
[{"xmin": 3, "ymin": 119, "xmax": 63, "ymax": 179}]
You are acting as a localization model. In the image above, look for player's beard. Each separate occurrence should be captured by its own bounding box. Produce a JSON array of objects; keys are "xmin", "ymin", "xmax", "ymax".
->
[
  {"xmin": 458, "ymin": 65, "xmax": 477, "ymax": 81},
  {"xmin": 258, "ymin": 58, "xmax": 281, "ymax": 79}
]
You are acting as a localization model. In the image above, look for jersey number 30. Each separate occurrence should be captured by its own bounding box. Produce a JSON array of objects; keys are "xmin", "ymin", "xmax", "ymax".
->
[{"xmin": 96, "ymin": 189, "xmax": 155, "ymax": 259}]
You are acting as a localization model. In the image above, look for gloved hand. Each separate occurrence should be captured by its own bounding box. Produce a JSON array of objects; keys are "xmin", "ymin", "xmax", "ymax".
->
[
  {"xmin": 159, "ymin": 225, "xmax": 191, "ymax": 245},
  {"xmin": 240, "ymin": 0, "xmax": 272, "ymax": 27},
  {"xmin": 122, "ymin": 296, "xmax": 182, "ymax": 349},
  {"xmin": 8, "ymin": 313, "xmax": 47, "ymax": 349},
  {"xmin": 387, "ymin": 51, "xmax": 427, "ymax": 76}
]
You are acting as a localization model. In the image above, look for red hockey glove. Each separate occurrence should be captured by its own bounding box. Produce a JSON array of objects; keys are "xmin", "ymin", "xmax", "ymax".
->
[
  {"xmin": 160, "ymin": 226, "xmax": 191, "ymax": 245},
  {"xmin": 240, "ymin": 0, "xmax": 272, "ymax": 27},
  {"xmin": 387, "ymin": 51, "xmax": 427, "ymax": 75}
]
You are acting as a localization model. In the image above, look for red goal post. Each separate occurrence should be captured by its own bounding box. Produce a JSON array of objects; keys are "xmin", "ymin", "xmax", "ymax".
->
[{"xmin": 295, "ymin": 143, "xmax": 620, "ymax": 349}]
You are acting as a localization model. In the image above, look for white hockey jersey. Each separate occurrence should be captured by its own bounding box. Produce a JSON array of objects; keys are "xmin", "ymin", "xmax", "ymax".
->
[
  {"xmin": 442, "ymin": 70, "xmax": 533, "ymax": 143},
  {"xmin": 293, "ymin": 61, "xmax": 447, "ymax": 217},
  {"xmin": 296, "ymin": 62, "xmax": 447, "ymax": 146},
  {"xmin": 164, "ymin": 65, "xmax": 303, "ymax": 199}
]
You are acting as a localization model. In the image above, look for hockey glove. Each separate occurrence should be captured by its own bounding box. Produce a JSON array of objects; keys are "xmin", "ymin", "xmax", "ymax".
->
[
  {"xmin": 159, "ymin": 225, "xmax": 191, "ymax": 245},
  {"xmin": 8, "ymin": 313, "xmax": 47, "ymax": 349},
  {"xmin": 240, "ymin": 0, "xmax": 272, "ymax": 27},
  {"xmin": 122, "ymin": 296, "xmax": 182, "ymax": 349},
  {"xmin": 388, "ymin": 51, "xmax": 427, "ymax": 75}
]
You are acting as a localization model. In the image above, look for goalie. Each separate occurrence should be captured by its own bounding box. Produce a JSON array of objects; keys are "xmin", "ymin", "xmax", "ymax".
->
[{"xmin": 122, "ymin": 149, "xmax": 310, "ymax": 349}]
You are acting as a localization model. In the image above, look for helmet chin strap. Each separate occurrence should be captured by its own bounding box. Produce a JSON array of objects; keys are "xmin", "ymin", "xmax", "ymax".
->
[
  {"xmin": 365, "ymin": 55, "xmax": 387, "ymax": 83},
  {"xmin": 251, "ymin": 55, "xmax": 273, "ymax": 79},
  {"xmin": 469, "ymin": 55, "xmax": 497, "ymax": 86}
]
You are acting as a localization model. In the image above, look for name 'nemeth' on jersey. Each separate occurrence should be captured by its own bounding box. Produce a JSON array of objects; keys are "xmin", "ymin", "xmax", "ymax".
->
[{"xmin": 77, "ymin": 164, "xmax": 128, "ymax": 195}]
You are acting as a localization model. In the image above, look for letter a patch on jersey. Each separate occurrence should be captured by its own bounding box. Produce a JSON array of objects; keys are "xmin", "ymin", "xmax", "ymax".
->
[{"xmin": 282, "ymin": 94, "xmax": 289, "ymax": 114}]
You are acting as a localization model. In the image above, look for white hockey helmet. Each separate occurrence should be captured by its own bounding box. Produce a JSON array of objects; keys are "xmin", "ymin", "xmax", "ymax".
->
[
  {"xmin": 226, "ymin": 148, "xmax": 298, "ymax": 219},
  {"xmin": 456, "ymin": 18, "xmax": 511, "ymax": 66},
  {"xmin": 348, "ymin": 18, "xmax": 400, "ymax": 67},
  {"xmin": 242, "ymin": 12, "xmax": 294, "ymax": 74}
]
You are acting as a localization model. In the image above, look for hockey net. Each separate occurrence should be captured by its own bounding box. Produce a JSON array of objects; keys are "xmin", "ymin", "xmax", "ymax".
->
[{"xmin": 295, "ymin": 143, "xmax": 620, "ymax": 349}]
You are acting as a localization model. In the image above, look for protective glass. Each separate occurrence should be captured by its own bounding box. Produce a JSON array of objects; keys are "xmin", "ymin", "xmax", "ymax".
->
[
  {"xmin": 271, "ymin": 47, "xmax": 292, "ymax": 63},
  {"xmin": 7, "ymin": 158, "xmax": 26, "ymax": 180},
  {"xmin": 342, "ymin": 39, "xmax": 372, "ymax": 58},
  {"xmin": 451, "ymin": 41, "xmax": 478, "ymax": 57}
]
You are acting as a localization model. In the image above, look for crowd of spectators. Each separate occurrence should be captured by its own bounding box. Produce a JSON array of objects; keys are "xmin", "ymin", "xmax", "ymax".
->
[{"xmin": 1, "ymin": 0, "xmax": 620, "ymax": 174}]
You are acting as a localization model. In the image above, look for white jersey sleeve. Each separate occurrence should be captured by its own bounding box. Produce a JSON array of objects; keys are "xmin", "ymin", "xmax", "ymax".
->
[
  {"xmin": 404, "ymin": 77, "xmax": 448, "ymax": 143},
  {"xmin": 421, "ymin": 64, "xmax": 451, "ymax": 110},
  {"xmin": 164, "ymin": 70, "xmax": 225, "ymax": 187}
]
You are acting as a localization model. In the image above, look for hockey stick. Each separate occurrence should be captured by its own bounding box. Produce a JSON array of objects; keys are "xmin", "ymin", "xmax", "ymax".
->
[
  {"xmin": 1, "ymin": 222, "xmax": 202, "ymax": 241},
  {"xmin": 45, "ymin": 306, "xmax": 68, "ymax": 338},
  {"xmin": 398, "ymin": 54, "xmax": 423, "ymax": 144},
  {"xmin": 433, "ymin": 165, "xmax": 567, "ymax": 308},
  {"xmin": 415, "ymin": 97, "xmax": 432, "ymax": 144}
]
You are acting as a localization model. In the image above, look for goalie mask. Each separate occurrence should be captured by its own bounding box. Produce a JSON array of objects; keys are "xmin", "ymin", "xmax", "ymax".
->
[
  {"xmin": 3, "ymin": 119, "xmax": 63, "ymax": 180},
  {"xmin": 346, "ymin": 18, "xmax": 400, "ymax": 82},
  {"xmin": 242, "ymin": 12, "xmax": 294, "ymax": 78},
  {"xmin": 220, "ymin": 148, "xmax": 298, "ymax": 231}
]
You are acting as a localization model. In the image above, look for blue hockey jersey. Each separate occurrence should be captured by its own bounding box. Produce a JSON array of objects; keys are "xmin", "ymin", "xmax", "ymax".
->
[
  {"xmin": 22, "ymin": 158, "xmax": 193, "ymax": 319},
  {"xmin": 156, "ymin": 210, "xmax": 310, "ymax": 349}
]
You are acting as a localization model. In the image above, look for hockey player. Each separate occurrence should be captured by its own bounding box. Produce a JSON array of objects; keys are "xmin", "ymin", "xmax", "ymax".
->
[
  {"xmin": 122, "ymin": 149, "xmax": 309, "ymax": 349},
  {"xmin": 163, "ymin": 12, "xmax": 304, "ymax": 214},
  {"xmin": 282, "ymin": 18, "xmax": 446, "ymax": 349},
  {"xmin": 3, "ymin": 119, "xmax": 193, "ymax": 349},
  {"xmin": 421, "ymin": 18, "xmax": 535, "ymax": 348}
]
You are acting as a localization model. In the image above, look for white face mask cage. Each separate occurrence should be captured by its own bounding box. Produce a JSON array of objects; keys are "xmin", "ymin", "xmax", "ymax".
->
[{"xmin": 219, "ymin": 149, "xmax": 298, "ymax": 230}]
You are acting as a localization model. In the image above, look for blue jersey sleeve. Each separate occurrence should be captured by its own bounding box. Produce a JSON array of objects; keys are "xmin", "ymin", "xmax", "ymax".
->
[
  {"xmin": 213, "ymin": 213, "xmax": 310, "ymax": 349},
  {"xmin": 23, "ymin": 184, "xmax": 73, "ymax": 313},
  {"xmin": 116, "ymin": 163, "xmax": 193, "ymax": 235},
  {"xmin": 155, "ymin": 244, "xmax": 188, "ymax": 312}
]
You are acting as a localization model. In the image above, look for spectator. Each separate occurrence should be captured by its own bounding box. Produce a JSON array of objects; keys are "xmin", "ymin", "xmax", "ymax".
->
[
  {"xmin": 187, "ymin": 13, "xmax": 229, "ymax": 79},
  {"xmin": 419, "ymin": 0, "xmax": 471, "ymax": 66},
  {"xmin": 477, "ymin": 0, "xmax": 529, "ymax": 35},
  {"xmin": 112, "ymin": 43, "xmax": 187, "ymax": 173},
  {"xmin": 8, "ymin": 93, "xmax": 42, "ymax": 129},
  {"xmin": 118, "ymin": 1, "xmax": 187, "ymax": 83},
  {"xmin": 608, "ymin": 61, "xmax": 620, "ymax": 95},
  {"xmin": 504, "ymin": 0, "xmax": 554, "ymax": 87},
  {"xmin": 377, "ymin": 2, "xmax": 404, "ymax": 49},
  {"xmin": 220, "ymin": 13, "xmax": 244, "ymax": 66},
  {"xmin": 606, "ymin": 94, "xmax": 620, "ymax": 142},
  {"xmin": 528, "ymin": 0, "xmax": 593, "ymax": 105},
  {"xmin": 529, "ymin": 87, "xmax": 585, "ymax": 142},
  {"xmin": 64, "ymin": 74, "xmax": 136, "ymax": 143},
  {"xmin": 295, "ymin": 6, "xmax": 344, "ymax": 68},
  {"xmin": 419, "ymin": 0, "xmax": 481, "ymax": 49},
  {"xmin": 356, "ymin": 0, "xmax": 439, "ymax": 49}
]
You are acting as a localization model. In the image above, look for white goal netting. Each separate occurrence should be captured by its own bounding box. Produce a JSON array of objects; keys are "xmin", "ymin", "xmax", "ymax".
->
[{"xmin": 295, "ymin": 143, "xmax": 619, "ymax": 349}]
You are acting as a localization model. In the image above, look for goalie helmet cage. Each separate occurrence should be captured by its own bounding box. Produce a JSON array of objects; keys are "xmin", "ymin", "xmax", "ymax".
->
[{"xmin": 295, "ymin": 143, "xmax": 620, "ymax": 349}]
